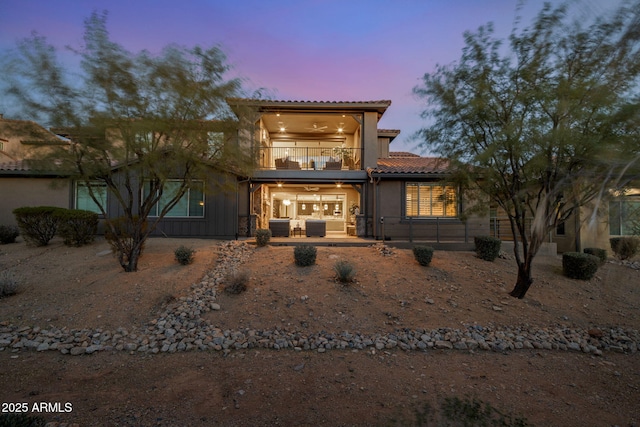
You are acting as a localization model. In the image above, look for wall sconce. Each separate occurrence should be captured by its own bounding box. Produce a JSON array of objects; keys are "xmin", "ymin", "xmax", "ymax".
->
[{"xmin": 324, "ymin": 204, "xmax": 328, "ymax": 210}]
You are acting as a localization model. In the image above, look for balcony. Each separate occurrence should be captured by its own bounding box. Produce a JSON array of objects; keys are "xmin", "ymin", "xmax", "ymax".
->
[{"xmin": 257, "ymin": 146, "xmax": 362, "ymax": 171}]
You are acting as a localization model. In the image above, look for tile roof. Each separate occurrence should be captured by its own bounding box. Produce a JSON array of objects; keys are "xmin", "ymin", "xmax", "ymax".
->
[
  {"xmin": 370, "ymin": 156, "xmax": 450, "ymax": 175},
  {"xmin": 0, "ymin": 118, "xmax": 66, "ymax": 144},
  {"xmin": 0, "ymin": 160, "xmax": 29, "ymax": 171},
  {"xmin": 227, "ymin": 98, "xmax": 392, "ymax": 115},
  {"xmin": 389, "ymin": 151, "xmax": 420, "ymax": 158}
]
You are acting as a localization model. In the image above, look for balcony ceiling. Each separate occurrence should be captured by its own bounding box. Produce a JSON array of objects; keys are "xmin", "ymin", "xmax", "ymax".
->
[{"xmin": 262, "ymin": 113, "xmax": 360, "ymax": 136}]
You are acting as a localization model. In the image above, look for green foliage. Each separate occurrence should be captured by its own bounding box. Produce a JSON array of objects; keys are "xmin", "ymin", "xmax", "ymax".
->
[
  {"xmin": 0, "ymin": 225, "xmax": 20, "ymax": 244},
  {"xmin": 3, "ymin": 11, "xmax": 254, "ymax": 272},
  {"xmin": 412, "ymin": 245, "xmax": 434, "ymax": 266},
  {"xmin": 255, "ymin": 229, "xmax": 272, "ymax": 247},
  {"xmin": 334, "ymin": 259, "xmax": 356, "ymax": 283},
  {"xmin": 609, "ymin": 237, "xmax": 640, "ymax": 260},
  {"xmin": 474, "ymin": 236, "xmax": 502, "ymax": 262},
  {"xmin": 294, "ymin": 244, "xmax": 317, "ymax": 267},
  {"xmin": 174, "ymin": 245, "xmax": 196, "ymax": 265},
  {"xmin": 0, "ymin": 413, "xmax": 47, "ymax": 427},
  {"xmin": 54, "ymin": 209, "xmax": 99, "ymax": 247},
  {"xmin": 0, "ymin": 271, "xmax": 19, "ymax": 298},
  {"xmin": 413, "ymin": 1, "xmax": 640, "ymax": 298},
  {"xmin": 563, "ymin": 252, "xmax": 599, "ymax": 280},
  {"xmin": 224, "ymin": 269, "xmax": 249, "ymax": 294},
  {"xmin": 12, "ymin": 206, "xmax": 65, "ymax": 246},
  {"xmin": 583, "ymin": 247, "xmax": 607, "ymax": 265}
]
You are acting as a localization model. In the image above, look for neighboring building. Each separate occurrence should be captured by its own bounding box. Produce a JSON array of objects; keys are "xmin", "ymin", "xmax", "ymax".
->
[{"xmin": 0, "ymin": 116, "xmax": 71, "ymax": 226}]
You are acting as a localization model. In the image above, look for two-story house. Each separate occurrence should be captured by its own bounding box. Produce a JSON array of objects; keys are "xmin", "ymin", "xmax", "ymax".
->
[{"xmin": 229, "ymin": 98, "xmax": 397, "ymax": 238}]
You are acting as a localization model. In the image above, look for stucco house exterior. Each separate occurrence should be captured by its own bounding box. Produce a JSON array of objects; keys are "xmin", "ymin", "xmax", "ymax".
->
[
  {"xmin": 0, "ymin": 116, "xmax": 72, "ymax": 226},
  {"xmin": 1, "ymin": 102, "xmax": 637, "ymax": 251}
]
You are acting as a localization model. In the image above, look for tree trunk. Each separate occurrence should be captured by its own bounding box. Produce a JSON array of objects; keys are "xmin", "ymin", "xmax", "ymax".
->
[
  {"xmin": 123, "ymin": 242, "xmax": 143, "ymax": 272},
  {"xmin": 509, "ymin": 259, "xmax": 534, "ymax": 299}
]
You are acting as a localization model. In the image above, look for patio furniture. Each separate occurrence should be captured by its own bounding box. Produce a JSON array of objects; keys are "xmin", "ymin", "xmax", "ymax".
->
[
  {"xmin": 269, "ymin": 219, "xmax": 290, "ymax": 237},
  {"xmin": 324, "ymin": 160, "xmax": 342, "ymax": 170},
  {"xmin": 305, "ymin": 220, "xmax": 326, "ymax": 237}
]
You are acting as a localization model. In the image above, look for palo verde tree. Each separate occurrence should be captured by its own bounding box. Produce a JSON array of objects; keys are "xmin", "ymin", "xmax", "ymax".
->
[
  {"xmin": 414, "ymin": 1, "xmax": 640, "ymax": 298},
  {"xmin": 2, "ymin": 12, "xmax": 254, "ymax": 272}
]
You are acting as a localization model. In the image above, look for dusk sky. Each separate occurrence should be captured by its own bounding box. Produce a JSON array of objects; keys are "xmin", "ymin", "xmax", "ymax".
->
[{"xmin": 0, "ymin": 0, "xmax": 618, "ymax": 154}]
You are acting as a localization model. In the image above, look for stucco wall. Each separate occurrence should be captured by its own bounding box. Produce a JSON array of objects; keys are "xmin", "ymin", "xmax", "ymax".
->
[{"xmin": 0, "ymin": 177, "xmax": 70, "ymax": 226}]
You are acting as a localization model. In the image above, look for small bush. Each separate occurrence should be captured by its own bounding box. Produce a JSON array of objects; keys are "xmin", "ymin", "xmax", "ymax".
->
[
  {"xmin": 563, "ymin": 252, "xmax": 599, "ymax": 280},
  {"xmin": 440, "ymin": 395, "xmax": 530, "ymax": 427},
  {"xmin": 474, "ymin": 235, "xmax": 502, "ymax": 261},
  {"xmin": 334, "ymin": 259, "xmax": 356, "ymax": 283},
  {"xmin": 255, "ymin": 228, "xmax": 272, "ymax": 247},
  {"xmin": 104, "ymin": 215, "xmax": 147, "ymax": 259},
  {"xmin": 224, "ymin": 269, "xmax": 249, "ymax": 294},
  {"xmin": 13, "ymin": 206, "xmax": 65, "ymax": 246},
  {"xmin": 0, "ymin": 225, "xmax": 19, "ymax": 244},
  {"xmin": 174, "ymin": 245, "xmax": 196, "ymax": 265},
  {"xmin": 0, "ymin": 413, "xmax": 47, "ymax": 427},
  {"xmin": 55, "ymin": 209, "xmax": 98, "ymax": 247},
  {"xmin": 0, "ymin": 271, "xmax": 19, "ymax": 298},
  {"xmin": 583, "ymin": 247, "xmax": 607, "ymax": 265},
  {"xmin": 294, "ymin": 244, "xmax": 317, "ymax": 266},
  {"xmin": 610, "ymin": 237, "xmax": 640, "ymax": 260},
  {"xmin": 412, "ymin": 245, "xmax": 434, "ymax": 266}
]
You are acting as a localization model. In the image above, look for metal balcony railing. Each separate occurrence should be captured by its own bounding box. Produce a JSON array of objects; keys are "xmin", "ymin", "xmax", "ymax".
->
[{"xmin": 257, "ymin": 146, "xmax": 362, "ymax": 170}]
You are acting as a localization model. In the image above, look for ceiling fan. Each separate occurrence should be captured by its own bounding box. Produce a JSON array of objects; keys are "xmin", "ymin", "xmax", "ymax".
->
[{"xmin": 305, "ymin": 123, "xmax": 328, "ymax": 132}]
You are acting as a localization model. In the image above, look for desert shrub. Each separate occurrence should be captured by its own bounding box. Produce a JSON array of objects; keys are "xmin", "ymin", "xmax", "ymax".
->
[
  {"xmin": 0, "ymin": 225, "xmax": 19, "ymax": 244},
  {"xmin": 583, "ymin": 247, "xmax": 607, "ymax": 265},
  {"xmin": 562, "ymin": 252, "xmax": 599, "ymax": 280},
  {"xmin": 334, "ymin": 259, "xmax": 356, "ymax": 283},
  {"xmin": 174, "ymin": 245, "xmax": 196, "ymax": 265},
  {"xmin": 610, "ymin": 237, "xmax": 640, "ymax": 260},
  {"xmin": 386, "ymin": 395, "xmax": 529, "ymax": 426},
  {"xmin": 54, "ymin": 209, "xmax": 98, "ymax": 247},
  {"xmin": 255, "ymin": 228, "xmax": 271, "ymax": 247},
  {"xmin": 0, "ymin": 413, "xmax": 47, "ymax": 427},
  {"xmin": 439, "ymin": 395, "xmax": 530, "ymax": 427},
  {"xmin": 0, "ymin": 271, "xmax": 19, "ymax": 298},
  {"xmin": 13, "ymin": 206, "xmax": 65, "ymax": 246},
  {"xmin": 294, "ymin": 244, "xmax": 317, "ymax": 266},
  {"xmin": 224, "ymin": 269, "xmax": 249, "ymax": 294},
  {"xmin": 412, "ymin": 245, "xmax": 434, "ymax": 266},
  {"xmin": 474, "ymin": 235, "xmax": 502, "ymax": 261},
  {"xmin": 104, "ymin": 215, "xmax": 147, "ymax": 258}
]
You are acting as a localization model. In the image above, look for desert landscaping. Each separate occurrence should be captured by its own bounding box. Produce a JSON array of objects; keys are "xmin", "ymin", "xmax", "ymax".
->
[{"xmin": 1, "ymin": 236, "xmax": 639, "ymax": 426}]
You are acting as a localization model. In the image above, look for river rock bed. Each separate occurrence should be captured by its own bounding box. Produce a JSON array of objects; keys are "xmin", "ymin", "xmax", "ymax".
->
[{"xmin": 1, "ymin": 241, "xmax": 639, "ymax": 356}]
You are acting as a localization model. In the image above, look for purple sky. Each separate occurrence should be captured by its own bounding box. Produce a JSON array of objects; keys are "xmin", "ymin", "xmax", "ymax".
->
[{"xmin": 0, "ymin": 0, "xmax": 618, "ymax": 154}]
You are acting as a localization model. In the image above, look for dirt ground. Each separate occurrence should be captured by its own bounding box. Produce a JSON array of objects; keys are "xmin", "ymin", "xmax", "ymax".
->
[{"xmin": 1, "ymin": 236, "xmax": 639, "ymax": 426}]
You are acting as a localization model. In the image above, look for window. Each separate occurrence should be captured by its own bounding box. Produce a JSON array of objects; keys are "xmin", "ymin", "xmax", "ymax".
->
[
  {"xmin": 145, "ymin": 180, "xmax": 205, "ymax": 217},
  {"xmin": 609, "ymin": 197, "xmax": 640, "ymax": 236},
  {"xmin": 75, "ymin": 181, "xmax": 107, "ymax": 214},
  {"xmin": 405, "ymin": 183, "xmax": 457, "ymax": 217}
]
